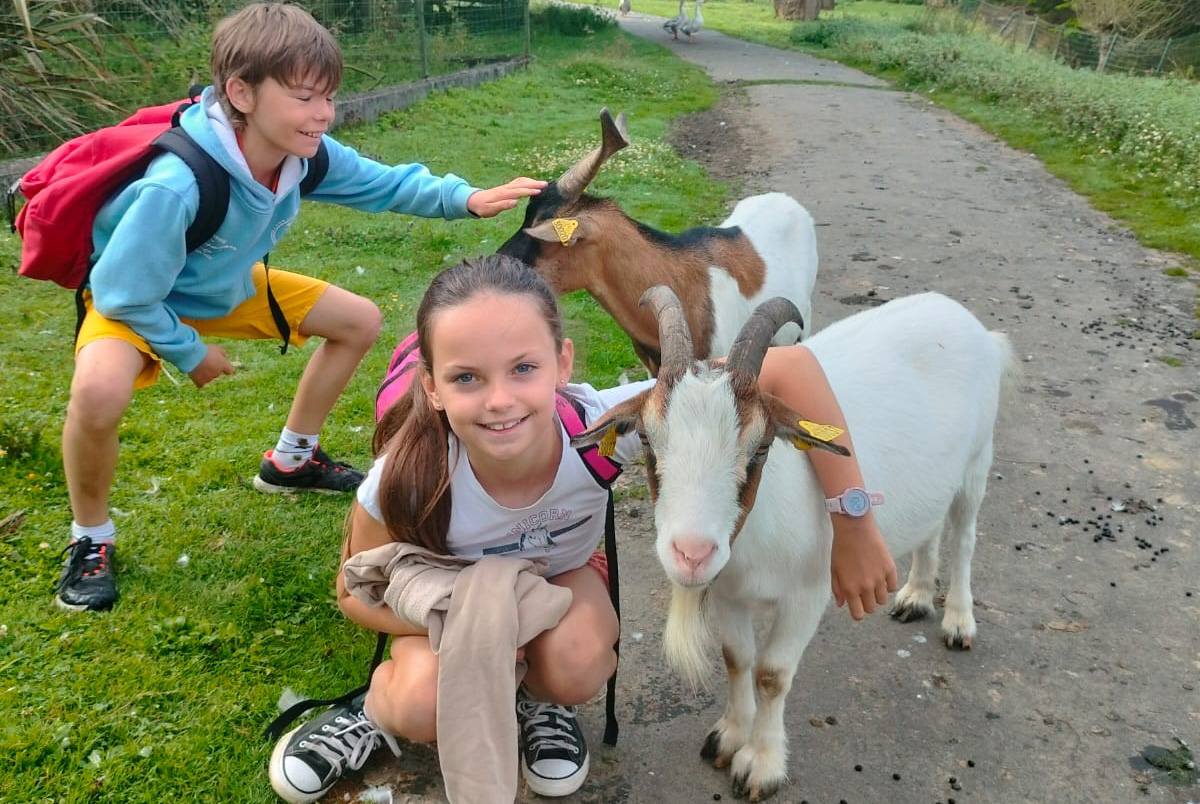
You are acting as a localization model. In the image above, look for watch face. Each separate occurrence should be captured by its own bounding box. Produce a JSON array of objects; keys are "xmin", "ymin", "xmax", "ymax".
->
[{"xmin": 842, "ymin": 488, "xmax": 871, "ymax": 517}]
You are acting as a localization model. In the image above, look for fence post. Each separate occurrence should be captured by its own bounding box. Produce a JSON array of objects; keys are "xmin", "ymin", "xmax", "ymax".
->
[
  {"xmin": 415, "ymin": 0, "xmax": 430, "ymax": 78},
  {"xmin": 1051, "ymin": 23, "xmax": 1063, "ymax": 61},
  {"xmin": 1097, "ymin": 32, "xmax": 1114, "ymax": 72},
  {"xmin": 997, "ymin": 10, "xmax": 1017, "ymax": 37},
  {"xmin": 524, "ymin": 0, "xmax": 531, "ymax": 59},
  {"xmin": 1026, "ymin": 17, "xmax": 1037, "ymax": 50},
  {"xmin": 1154, "ymin": 37, "xmax": 1172, "ymax": 76}
]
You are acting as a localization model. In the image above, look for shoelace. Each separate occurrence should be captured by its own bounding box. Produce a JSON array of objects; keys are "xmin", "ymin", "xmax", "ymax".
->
[
  {"xmin": 311, "ymin": 447, "xmax": 356, "ymax": 472},
  {"xmin": 300, "ymin": 711, "xmax": 400, "ymax": 773},
  {"xmin": 57, "ymin": 538, "xmax": 107, "ymax": 582},
  {"xmin": 517, "ymin": 700, "xmax": 581, "ymax": 756}
]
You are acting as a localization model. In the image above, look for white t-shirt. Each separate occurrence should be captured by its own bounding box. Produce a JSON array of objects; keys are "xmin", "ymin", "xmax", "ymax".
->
[{"xmin": 357, "ymin": 380, "xmax": 653, "ymax": 578}]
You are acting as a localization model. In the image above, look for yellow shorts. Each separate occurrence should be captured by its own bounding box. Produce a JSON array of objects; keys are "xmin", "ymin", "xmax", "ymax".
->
[{"xmin": 75, "ymin": 263, "xmax": 329, "ymax": 389}]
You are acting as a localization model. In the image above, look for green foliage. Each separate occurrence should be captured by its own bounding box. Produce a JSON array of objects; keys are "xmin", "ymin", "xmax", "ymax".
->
[
  {"xmin": 783, "ymin": 13, "xmax": 1200, "ymax": 262},
  {"xmin": 531, "ymin": 2, "xmax": 617, "ymax": 36},
  {"xmin": 0, "ymin": 0, "xmax": 123, "ymax": 151},
  {"xmin": 0, "ymin": 26, "xmax": 725, "ymax": 804}
]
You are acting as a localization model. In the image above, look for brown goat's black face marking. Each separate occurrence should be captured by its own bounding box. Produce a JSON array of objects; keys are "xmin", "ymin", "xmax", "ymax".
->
[{"xmin": 640, "ymin": 433, "xmax": 660, "ymax": 501}]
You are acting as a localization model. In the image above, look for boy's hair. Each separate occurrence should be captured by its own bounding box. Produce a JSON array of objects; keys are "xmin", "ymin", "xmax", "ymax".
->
[
  {"xmin": 210, "ymin": 2, "xmax": 343, "ymax": 128},
  {"xmin": 373, "ymin": 255, "xmax": 565, "ymax": 553}
]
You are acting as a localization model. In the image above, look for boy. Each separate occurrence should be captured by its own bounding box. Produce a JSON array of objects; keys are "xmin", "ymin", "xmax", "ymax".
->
[{"xmin": 55, "ymin": 1, "xmax": 546, "ymax": 612}]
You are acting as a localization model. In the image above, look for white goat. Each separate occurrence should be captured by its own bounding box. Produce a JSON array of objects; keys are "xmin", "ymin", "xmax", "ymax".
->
[
  {"xmin": 498, "ymin": 109, "xmax": 817, "ymax": 376},
  {"xmin": 572, "ymin": 287, "xmax": 1015, "ymax": 802}
]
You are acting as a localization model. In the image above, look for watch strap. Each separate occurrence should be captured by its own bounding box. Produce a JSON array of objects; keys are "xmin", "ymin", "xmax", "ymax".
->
[{"xmin": 824, "ymin": 489, "xmax": 885, "ymax": 515}]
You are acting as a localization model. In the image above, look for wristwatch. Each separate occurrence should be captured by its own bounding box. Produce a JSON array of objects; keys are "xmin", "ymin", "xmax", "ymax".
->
[{"xmin": 824, "ymin": 487, "xmax": 885, "ymax": 517}]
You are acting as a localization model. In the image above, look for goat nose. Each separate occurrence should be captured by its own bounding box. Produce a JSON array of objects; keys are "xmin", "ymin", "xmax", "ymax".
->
[{"xmin": 672, "ymin": 537, "xmax": 715, "ymax": 573}]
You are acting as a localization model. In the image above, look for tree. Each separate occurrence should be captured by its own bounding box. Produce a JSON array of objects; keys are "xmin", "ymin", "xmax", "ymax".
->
[
  {"xmin": 1064, "ymin": 0, "xmax": 1197, "ymax": 39},
  {"xmin": 774, "ymin": 0, "xmax": 820, "ymax": 21}
]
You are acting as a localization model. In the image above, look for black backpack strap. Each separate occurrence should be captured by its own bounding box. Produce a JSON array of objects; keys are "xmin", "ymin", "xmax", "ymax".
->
[
  {"xmin": 257, "ymin": 139, "xmax": 329, "ymax": 355},
  {"xmin": 263, "ymin": 631, "xmax": 389, "ymax": 741},
  {"xmin": 150, "ymin": 128, "xmax": 230, "ymax": 254},
  {"xmin": 151, "ymin": 127, "xmax": 293, "ymax": 355},
  {"xmin": 602, "ymin": 487, "xmax": 620, "ymax": 746},
  {"xmin": 299, "ymin": 139, "xmax": 329, "ymax": 196}
]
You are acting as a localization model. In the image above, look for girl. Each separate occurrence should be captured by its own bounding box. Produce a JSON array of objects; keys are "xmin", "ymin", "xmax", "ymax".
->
[{"xmin": 268, "ymin": 255, "xmax": 896, "ymax": 804}]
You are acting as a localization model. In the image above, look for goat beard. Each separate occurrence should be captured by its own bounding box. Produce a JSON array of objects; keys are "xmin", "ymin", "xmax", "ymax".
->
[{"xmin": 663, "ymin": 583, "xmax": 716, "ymax": 691}]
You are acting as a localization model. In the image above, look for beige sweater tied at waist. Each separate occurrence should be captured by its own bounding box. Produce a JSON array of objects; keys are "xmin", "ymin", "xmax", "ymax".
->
[{"xmin": 343, "ymin": 542, "xmax": 573, "ymax": 804}]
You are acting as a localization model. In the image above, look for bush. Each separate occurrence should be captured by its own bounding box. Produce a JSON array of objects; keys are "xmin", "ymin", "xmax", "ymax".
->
[{"xmin": 531, "ymin": 3, "xmax": 617, "ymax": 36}]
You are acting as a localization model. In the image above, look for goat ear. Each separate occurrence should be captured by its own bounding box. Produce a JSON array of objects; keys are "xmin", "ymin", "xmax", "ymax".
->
[
  {"xmin": 765, "ymin": 394, "xmax": 851, "ymax": 456},
  {"xmin": 525, "ymin": 217, "xmax": 592, "ymax": 247},
  {"xmin": 569, "ymin": 393, "xmax": 647, "ymax": 450}
]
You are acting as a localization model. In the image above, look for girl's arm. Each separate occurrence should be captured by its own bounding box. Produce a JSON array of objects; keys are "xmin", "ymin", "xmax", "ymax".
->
[
  {"xmin": 336, "ymin": 502, "xmax": 429, "ymax": 636},
  {"xmin": 758, "ymin": 344, "xmax": 899, "ymax": 620}
]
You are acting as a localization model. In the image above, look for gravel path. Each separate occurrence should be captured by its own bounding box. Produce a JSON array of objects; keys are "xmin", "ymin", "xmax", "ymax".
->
[{"xmin": 361, "ymin": 14, "xmax": 1199, "ymax": 804}]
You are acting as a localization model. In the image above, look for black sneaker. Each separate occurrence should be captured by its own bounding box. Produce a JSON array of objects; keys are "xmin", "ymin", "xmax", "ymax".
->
[
  {"xmin": 517, "ymin": 690, "xmax": 590, "ymax": 797},
  {"xmin": 253, "ymin": 447, "xmax": 364, "ymax": 495},
  {"xmin": 268, "ymin": 695, "xmax": 400, "ymax": 804},
  {"xmin": 55, "ymin": 537, "xmax": 118, "ymax": 612}
]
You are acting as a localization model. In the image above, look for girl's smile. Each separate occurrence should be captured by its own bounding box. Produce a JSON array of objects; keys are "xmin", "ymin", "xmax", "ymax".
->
[{"xmin": 421, "ymin": 292, "xmax": 574, "ymax": 493}]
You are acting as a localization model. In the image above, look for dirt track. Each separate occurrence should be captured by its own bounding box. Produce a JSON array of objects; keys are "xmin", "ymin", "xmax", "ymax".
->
[{"xmin": 358, "ymin": 14, "xmax": 1200, "ymax": 804}]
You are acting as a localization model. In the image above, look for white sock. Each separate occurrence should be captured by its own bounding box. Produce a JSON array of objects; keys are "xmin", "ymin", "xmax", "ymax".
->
[
  {"xmin": 272, "ymin": 428, "xmax": 320, "ymax": 472},
  {"xmin": 71, "ymin": 520, "xmax": 116, "ymax": 545}
]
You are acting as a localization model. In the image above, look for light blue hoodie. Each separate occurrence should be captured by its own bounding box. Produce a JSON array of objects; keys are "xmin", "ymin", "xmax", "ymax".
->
[{"xmin": 89, "ymin": 86, "xmax": 478, "ymax": 373}]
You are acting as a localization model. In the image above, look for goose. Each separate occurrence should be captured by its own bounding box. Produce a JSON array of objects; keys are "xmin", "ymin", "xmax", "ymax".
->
[
  {"xmin": 618, "ymin": 0, "xmax": 630, "ymax": 15},
  {"xmin": 663, "ymin": 0, "xmax": 686, "ymax": 39},
  {"xmin": 679, "ymin": 0, "xmax": 703, "ymax": 42}
]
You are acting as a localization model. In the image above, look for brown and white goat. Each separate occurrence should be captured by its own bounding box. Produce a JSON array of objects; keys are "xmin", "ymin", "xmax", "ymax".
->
[
  {"xmin": 498, "ymin": 109, "xmax": 818, "ymax": 376},
  {"xmin": 571, "ymin": 286, "xmax": 1014, "ymax": 801}
]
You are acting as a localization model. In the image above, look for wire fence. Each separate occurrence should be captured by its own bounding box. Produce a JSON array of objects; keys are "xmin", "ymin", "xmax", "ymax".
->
[
  {"xmin": 937, "ymin": 0, "xmax": 1200, "ymax": 77},
  {"xmin": 0, "ymin": 0, "xmax": 531, "ymax": 158}
]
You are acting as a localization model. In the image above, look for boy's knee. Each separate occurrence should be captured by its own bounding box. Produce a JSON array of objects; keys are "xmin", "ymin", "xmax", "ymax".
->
[
  {"xmin": 68, "ymin": 371, "xmax": 134, "ymax": 428},
  {"xmin": 337, "ymin": 296, "xmax": 383, "ymax": 348}
]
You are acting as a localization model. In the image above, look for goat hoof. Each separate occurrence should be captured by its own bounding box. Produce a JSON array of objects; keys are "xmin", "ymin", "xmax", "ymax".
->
[
  {"xmin": 945, "ymin": 632, "xmax": 974, "ymax": 650},
  {"xmin": 731, "ymin": 771, "xmax": 750, "ymax": 799},
  {"xmin": 748, "ymin": 780, "xmax": 782, "ymax": 803},
  {"xmin": 890, "ymin": 602, "xmax": 932, "ymax": 623},
  {"xmin": 701, "ymin": 730, "xmax": 721, "ymax": 760}
]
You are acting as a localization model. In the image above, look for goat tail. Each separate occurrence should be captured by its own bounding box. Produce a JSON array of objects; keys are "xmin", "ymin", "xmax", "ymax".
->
[
  {"xmin": 663, "ymin": 583, "xmax": 714, "ymax": 690},
  {"xmin": 990, "ymin": 330, "xmax": 1022, "ymax": 412}
]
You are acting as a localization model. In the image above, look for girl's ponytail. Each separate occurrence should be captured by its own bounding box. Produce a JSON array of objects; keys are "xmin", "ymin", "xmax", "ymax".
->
[{"xmin": 375, "ymin": 378, "xmax": 454, "ymax": 554}]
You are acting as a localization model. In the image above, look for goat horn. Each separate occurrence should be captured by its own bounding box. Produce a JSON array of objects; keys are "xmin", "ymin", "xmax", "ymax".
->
[
  {"xmin": 639, "ymin": 284, "xmax": 693, "ymax": 375},
  {"xmin": 726, "ymin": 297, "xmax": 805, "ymax": 378},
  {"xmin": 556, "ymin": 108, "xmax": 631, "ymax": 204}
]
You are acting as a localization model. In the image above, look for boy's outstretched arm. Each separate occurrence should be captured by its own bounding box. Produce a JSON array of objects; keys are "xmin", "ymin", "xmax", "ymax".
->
[
  {"xmin": 466, "ymin": 177, "xmax": 547, "ymax": 217},
  {"xmin": 758, "ymin": 344, "xmax": 899, "ymax": 620}
]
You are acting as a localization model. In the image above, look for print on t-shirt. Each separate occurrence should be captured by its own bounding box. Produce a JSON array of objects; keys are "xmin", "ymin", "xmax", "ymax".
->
[{"xmin": 482, "ymin": 511, "xmax": 593, "ymax": 555}]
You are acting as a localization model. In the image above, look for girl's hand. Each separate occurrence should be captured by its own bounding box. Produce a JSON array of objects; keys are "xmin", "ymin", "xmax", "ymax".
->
[
  {"xmin": 466, "ymin": 177, "xmax": 548, "ymax": 218},
  {"xmin": 830, "ymin": 516, "xmax": 898, "ymax": 620}
]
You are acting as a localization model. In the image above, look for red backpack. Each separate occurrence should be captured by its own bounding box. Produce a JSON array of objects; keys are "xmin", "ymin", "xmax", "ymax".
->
[
  {"xmin": 6, "ymin": 88, "xmax": 328, "ymax": 347},
  {"xmin": 12, "ymin": 93, "xmax": 227, "ymax": 289}
]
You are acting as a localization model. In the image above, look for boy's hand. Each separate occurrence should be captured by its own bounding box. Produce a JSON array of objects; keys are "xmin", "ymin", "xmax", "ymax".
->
[
  {"xmin": 466, "ymin": 177, "xmax": 547, "ymax": 218},
  {"xmin": 830, "ymin": 516, "xmax": 898, "ymax": 620},
  {"xmin": 189, "ymin": 344, "xmax": 235, "ymax": 388}
]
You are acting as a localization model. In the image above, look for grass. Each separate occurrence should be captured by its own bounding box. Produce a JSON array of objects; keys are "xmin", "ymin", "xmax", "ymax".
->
[
  {"xmin": 5, "ymin": 1, "xmax": 1199, "ymax": 800},
  {"xmin": 0, "ymin": 13, "xmax": 725, "ymax": 802}
]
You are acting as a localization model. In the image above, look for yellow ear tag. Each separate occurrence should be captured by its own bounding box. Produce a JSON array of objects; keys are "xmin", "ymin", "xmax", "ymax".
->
[
  {"xmin": 551, "ymin": 218, "xmax": 579, "ymax": 246},
  {"xmin": 597, "ymin": 428, "xmax": 618, "ymax": 458},
  {"xmin": 790, "ymin": 419, "xmax": 845, "ymax": 450}
]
